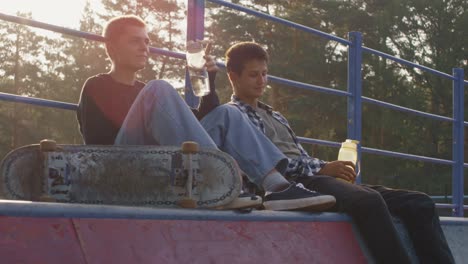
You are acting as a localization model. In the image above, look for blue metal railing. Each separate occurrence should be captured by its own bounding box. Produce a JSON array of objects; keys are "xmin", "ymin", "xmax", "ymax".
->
[
  {"xmin": 346, "ymin": 32, "xmax": 363, "ymax": 184},
  {"xmin": 362, "ymin": 46, "xmax": 458, "ymax": 81},
  {"xmin": 452, "ymin": 68, "xmax": 465, "ymax": 216},
  {"xmin": 0, "ymin": 92, "xmax": 78, "ymax": 111},
  {"xmin": 206, "ymin": 0, "xmax": 351, "ymax": 45},
  {"xmin": 0, "ymin": 1, "xmax": 466, "ymax": 216}
]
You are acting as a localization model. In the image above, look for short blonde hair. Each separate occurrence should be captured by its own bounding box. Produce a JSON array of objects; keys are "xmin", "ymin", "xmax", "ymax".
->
[
  {"xmin": 102, "ymin": 15, "xmax": 146, "ymax": 60},
  {"xmin": 102, "ymin": 15, "xmax": 146, "ymax": 43}
]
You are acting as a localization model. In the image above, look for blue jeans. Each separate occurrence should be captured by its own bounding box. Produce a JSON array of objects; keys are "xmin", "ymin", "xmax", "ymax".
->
[
  {"xmin": 115, "ymin": 81, "xmax": 287, "ymax": 188},
  {"xmin": 115, "ymin": 80, "xmax": 216, "ymax": 148},
  {"xmin": 201, "ymin": 104, "xmax": 288, "ymax": 187}
]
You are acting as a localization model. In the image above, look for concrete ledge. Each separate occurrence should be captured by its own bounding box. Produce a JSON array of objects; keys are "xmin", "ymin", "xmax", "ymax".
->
[
  {"xmin": 0, "ymin": 200, "xmax": 466, "ymax": 263},
  {"xmin": 0, "ymin": 199, "xmax": 352, "ymax": 222},
  {"xmin": 440, "ymin": 217, "xmax": 468, "ymax": 263},
  {"xmin": 0, "ymin": 200, "xmax": 365, "ymax": 264}
]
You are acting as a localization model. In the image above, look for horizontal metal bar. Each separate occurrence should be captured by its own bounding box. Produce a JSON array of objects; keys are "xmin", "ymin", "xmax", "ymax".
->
[
  {"xmin": 0, "ymin": 92, "xmax": 77, "ymax": 110},
  {"xmin": 213, "ymin": 61, "xmax": 349, "ymax": 97},
  {"xmin": 362, "ymin": 97, "xmax": 453, "ymax": 122},
  {"xmin": 297, "ymin": 137, "xmax": 341, "ymax": 148},
  {"xmin": 0, "ymin": 12, "xmax": 103, "ymax": 41},
  {"xmin": 362, "ymin": 146, "xmax": 454, "ymax": 165},
  {"xmin": 0, "ymin": 200, "xmax": 352, "ymax": 222},
  {"xmin": 298, "ymin": 137, "xmax": 455, "ymax": 166},
  {"xmin": 268, "ymin": 75, "xmax": 350, "ymax": 97},
  {"xmin": 436, "ymin": 204, "xmax": 468, "ymax": 211},
  {"xmin": 436, "ymin": 203, "xmax": 456, "ymax": 209},
  {"xmin": 362, "ymin": 47, "xmax": 456, "ymax": 80},
  {"xmin": 0, "ymin": 12, "xmax": 183, "ymax": 59},
  {"xmin": 301, "ymin": 136, "xmax": 467, "ymax": 168},
  {"xmin": 431, "ymin": 195, "xmax": 468, "ymax": 199},
  {"xmin": 150, "ymin": 47, "xmax": 185, "ymax": 60},
  {"xmin": 206, "ymin": 0, "xmax": 351, "ymax": 45}
]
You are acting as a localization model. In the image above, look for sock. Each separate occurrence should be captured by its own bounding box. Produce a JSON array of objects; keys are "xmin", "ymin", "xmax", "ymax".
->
[{"xmin": 261, "ymin": 170, "xmax": 290, "ymax": 193}]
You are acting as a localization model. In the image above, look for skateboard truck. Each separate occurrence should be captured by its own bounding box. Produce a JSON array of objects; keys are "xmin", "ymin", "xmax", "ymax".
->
[{"xmin": 178, "ymin": 141, "xmax": 199, "ymax": 209}]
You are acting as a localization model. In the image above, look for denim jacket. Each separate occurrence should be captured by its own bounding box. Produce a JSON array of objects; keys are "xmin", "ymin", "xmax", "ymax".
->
[{"xmin": 229, "ymin": 95, "xmax": 326, "ymax": 179}]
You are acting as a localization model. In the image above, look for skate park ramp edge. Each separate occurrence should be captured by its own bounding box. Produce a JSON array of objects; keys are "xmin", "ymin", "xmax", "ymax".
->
[{"xmin": 0, "ymin": 200, "xmax": 466, "ymax": 264}]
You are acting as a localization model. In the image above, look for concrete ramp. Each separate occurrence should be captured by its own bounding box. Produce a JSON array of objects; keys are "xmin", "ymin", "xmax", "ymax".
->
[
  {"xmin": 0, "ymin": 200, "xmax": 466, "ymax": 263},
  {"xmin": 437, "ymin": 218, "xmax": 468, "ymax": 263},
  {"xmin": 0, "ymin": 216, "xmax": 365, "ymax": 264}
]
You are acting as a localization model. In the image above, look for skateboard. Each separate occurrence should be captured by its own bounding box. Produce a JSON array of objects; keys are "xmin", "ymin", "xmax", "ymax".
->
[{"xmin": 0, "ymin": 140, "xmax": 242, "ymax": 209}]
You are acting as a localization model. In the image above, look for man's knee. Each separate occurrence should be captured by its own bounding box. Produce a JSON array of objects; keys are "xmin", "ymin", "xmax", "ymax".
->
[
  {"xmin": 352, "ymin": 190, "xmax": 387, "ymax": 212},
  {"xmin": 404, "ymin": 192, "xmax": 436, "ymax": 216},
  {"xmin": 141, "ymin": 80, "xmax": 178, "ymax": 99},
  {"xmin": 202, "ymin": 104, "xmax": 245, "ymax": 125}
]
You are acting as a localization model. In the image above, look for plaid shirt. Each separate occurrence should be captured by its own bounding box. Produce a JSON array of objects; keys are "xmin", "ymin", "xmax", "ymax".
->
[{"xmin": 229, "ymin": 95, "xmax": 326, "ymax": 179}]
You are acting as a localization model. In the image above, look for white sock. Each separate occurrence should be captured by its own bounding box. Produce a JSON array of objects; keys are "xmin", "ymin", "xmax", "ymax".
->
[{"xmin": 261, "ymin": 170, "xmax": 290, "ymax": 193}]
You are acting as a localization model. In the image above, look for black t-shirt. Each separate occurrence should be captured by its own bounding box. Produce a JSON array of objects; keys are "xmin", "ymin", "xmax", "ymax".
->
[{"xmin": 77, "ymin": 73, "xmax": 219, "ymax": 145}]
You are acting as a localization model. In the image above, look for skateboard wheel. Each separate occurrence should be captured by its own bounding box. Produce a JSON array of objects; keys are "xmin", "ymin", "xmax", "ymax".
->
[
  {"xmin": 178, "ymin": 198, "xmax": 197, "ymax": 209},
  {"xmin": 181, "ymin": 141, "xmax": 199, "ymax": 154},
  {"xmin": 40, "ymin": 139, "xmax": 57, "ymax": 152},
  {"xmin": 38, "ymin": 195, "xmax": 56, "ymax": 202}
]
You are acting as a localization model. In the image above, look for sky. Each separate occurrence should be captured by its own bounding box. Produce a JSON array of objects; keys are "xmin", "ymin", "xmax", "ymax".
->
[
  {"xmin": 0, "ymin": 0, "xmax": 187, "ymax": 40},
  {"xmin": 0, "ymin": 0, "xmax": 91, "ymax": 28}
]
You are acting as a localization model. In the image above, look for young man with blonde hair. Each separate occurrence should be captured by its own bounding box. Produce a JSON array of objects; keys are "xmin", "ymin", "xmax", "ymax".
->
[{"xmin": 77, "ymin": 15, "xmax": 219, "ymax": 146}]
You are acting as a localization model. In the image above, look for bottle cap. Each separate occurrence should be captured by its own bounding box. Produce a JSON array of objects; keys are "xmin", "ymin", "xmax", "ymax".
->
[{"xmin": 342, "ymin": 139, "xmax": 359, "ymax": 149}]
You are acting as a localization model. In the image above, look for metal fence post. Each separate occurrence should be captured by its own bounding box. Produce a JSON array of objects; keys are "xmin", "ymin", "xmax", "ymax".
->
[
  {"xmin": 452, "ymin": 68, "xmax": 465, "ymax": 217},
  {"xmin": 185, "ymin": 0, "xmax": 205, "ymax": 107},
  {"xmin": 347, "ymin": 31, "xmax": 363, "ymax": 183}
]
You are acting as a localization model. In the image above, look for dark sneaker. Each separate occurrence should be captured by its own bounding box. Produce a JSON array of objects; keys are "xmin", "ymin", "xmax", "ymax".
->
[
  {"xmin": 263, "ymin": 183, "xmax": 335, "ymax": 211},
  {"xmin": 216, "ymin": 192, "xmax": 262, "ymax": 210}
]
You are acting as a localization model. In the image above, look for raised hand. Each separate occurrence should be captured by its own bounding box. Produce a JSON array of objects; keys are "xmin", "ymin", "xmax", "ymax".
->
[{"xmin": 203, "ymin": 41, "xmax": 218, "ymax": 73}]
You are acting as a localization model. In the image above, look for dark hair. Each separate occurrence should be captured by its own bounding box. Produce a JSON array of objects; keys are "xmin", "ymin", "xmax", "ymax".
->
[
  {"xmin": 102, "ymin": 15, "xmax": 146, "ymax": 44},
  {"xmin": 225, "ymin": 42, "xmax": 269, "ymax": 74}
]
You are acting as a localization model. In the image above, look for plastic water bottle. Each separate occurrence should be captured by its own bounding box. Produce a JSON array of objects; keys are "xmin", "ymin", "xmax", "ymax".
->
[
  {"xmin": 337, "ymin": 139, "xmax": 359, "ymax": 183},
  {"xmin": 186, "ymin": 41, "xmax": 210, "ymax": 97}
]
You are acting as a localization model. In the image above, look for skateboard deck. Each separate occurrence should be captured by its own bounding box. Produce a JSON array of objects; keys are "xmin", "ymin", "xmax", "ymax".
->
[{"xmin": 0, "ymin": 141, "xmax": 242, "ymax": 209}]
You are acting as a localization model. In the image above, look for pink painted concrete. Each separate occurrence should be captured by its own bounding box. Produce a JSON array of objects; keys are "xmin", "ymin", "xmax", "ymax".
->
[
  {"xmin": 0, "ymin": 216, "xmax": 366, "ymax": 264},
  {"xmin": 0, "ymin": 217, "xmax": 86, "ymax": 264}
]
